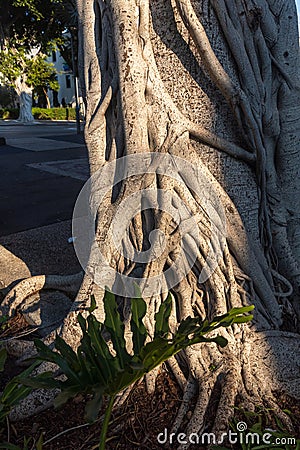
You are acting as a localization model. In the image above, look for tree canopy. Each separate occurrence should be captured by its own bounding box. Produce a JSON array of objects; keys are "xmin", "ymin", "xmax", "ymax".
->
[
  {"xmin": 0, "ymin": 0, "xmax": 77, "ymax": 120},
  {"xmin": 0, "ymin": 50, "xmax": 57, "ymax": 87},
  {"xmin": 1, "ymin": 0, "xmax": 76, "ymax": 46}
]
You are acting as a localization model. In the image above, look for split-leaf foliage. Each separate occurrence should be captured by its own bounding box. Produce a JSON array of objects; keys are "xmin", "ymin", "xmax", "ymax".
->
[{"xmin": 0, "ymin": 291, "xmax": 254, "ymax": 448}]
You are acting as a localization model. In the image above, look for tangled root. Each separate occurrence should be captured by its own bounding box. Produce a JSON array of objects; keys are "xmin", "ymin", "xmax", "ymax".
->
[
  {"xmin": 162, "ymin": 329, "xmax": 298, "ymax": 449},
  {"xmin": 0, "ymin": 272, "xmax": 83, "ymax": 317}
]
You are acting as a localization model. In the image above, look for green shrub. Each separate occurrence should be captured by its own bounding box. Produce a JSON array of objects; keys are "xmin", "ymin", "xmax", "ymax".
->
[
  {"xmin": 0, "ymin": 107, "xmax": 76, "ymax": 120},
  {"xmin": 32, "ymin": 107, "xmax": 76, "ymax": 120}
]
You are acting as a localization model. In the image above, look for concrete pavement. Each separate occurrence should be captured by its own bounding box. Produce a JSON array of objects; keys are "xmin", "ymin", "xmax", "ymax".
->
[{"xmin": 0, "ymin": 121, "xmax": 87, "ymax": 334}]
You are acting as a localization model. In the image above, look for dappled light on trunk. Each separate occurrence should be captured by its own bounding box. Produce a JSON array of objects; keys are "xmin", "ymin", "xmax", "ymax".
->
[
  {"xmin": 15, "ymin": 77, "xmax": 34, "ymax": 123},
  {"xmin": 1, "ymin": 0, "xmax": 300, "ymax": 445}
]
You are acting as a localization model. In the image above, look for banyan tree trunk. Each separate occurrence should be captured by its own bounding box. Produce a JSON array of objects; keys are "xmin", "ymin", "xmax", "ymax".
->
[{"xmin": 2, "ymin": 0, "xmax": 300, "ymax": 444}]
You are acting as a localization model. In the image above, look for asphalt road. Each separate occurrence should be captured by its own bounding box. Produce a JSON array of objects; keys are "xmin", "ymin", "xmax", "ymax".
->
[{"xmin": 0, "ymin": 120, "xmax": 89, "ymax": 236}]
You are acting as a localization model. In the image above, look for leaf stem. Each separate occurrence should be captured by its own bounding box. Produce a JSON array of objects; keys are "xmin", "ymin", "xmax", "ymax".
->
[{"xmin": 99, "ymin": 394, "xmax": 116, "ymax": 450}]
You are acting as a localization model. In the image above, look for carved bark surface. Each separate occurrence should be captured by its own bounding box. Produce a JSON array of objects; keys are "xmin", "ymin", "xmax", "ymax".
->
[
  {"xmin": 70, "ymin": 0, "xmax": 300, "ymax": 439},
  {"xmin": 2, "ymin": 0, "xmax": 300, "ymax": 441}
]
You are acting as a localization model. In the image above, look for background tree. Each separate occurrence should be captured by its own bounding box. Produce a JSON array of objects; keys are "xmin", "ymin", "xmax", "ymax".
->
[
  {"xmin": 0, "ymin": 0, "xmax": 75, "ymax": 121},
  {"xmin": 0, "ymin": 85, "xmax": 16, "ymax": 108},
  {"xmin": 0, "ymin": 51, "xmax": 59, "ymax": 118},
  {"xmin": 29, "ymin": 56, "xmax": 59, "ymax": 109},
  {"xmin": 53, "ymin": 0, "xmax": 78, "ymax": 76},
  {"xmin": 1, "ymin": 0, "xmax": 300, "ymax": 442}
]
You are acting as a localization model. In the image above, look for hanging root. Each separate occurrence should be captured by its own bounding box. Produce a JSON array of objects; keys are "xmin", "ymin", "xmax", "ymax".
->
[
  {"xmin": 7, "ymin": 361, "xmax": 62, "ymax": 422},
  {"xmin": 0, "ymin": 272, "xmax": 83, "ymax": 317},
  {"xmin": 165, "ymin": 331, "xmax": 299, "ymax": 450},
  {"xmin": 0, "ymin": 272, "xmax": 85, "ymax": 364}
]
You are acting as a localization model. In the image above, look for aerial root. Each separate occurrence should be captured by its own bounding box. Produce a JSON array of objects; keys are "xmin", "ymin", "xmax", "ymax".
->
[
  {"xmin": 264, "ymin": 396, "xmax": 294, "ymax": 434},
  {"xmin": 180, "ymin": 370, "xmax": 217, "ymax": 439},
  {"xmin": 211, "ymin": 357, "xmax": 240, "ymax": 436},
  {"xmin": 166, "ymin": 355, "xmax": 187, "ymax": 391},
  {"xmin": 8, "ymin": 361, "xmax": 61, "ymax": 422},
  {"xmin": 0, "ymin": 272, "xmax": 83, "ymax": 317},
  {"xmin": 171, "ymin": 346, "xmax": 219, "ymax": 444},
  {"xmin": 170, "ymin": 375, "xmax": 197, "ymax": 435},
  {"xmin": 165, "ymin": 335, "xmax": 297, "ymax": 450},
  {"xmin": 145, "ymin": 366, "xmax": 161, "ymax": 394}
]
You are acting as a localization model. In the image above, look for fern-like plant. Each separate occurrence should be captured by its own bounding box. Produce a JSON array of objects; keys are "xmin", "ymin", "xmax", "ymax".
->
[{"xmin": 16, "ymin": 291, "xmax": 253, "ymax": 449}]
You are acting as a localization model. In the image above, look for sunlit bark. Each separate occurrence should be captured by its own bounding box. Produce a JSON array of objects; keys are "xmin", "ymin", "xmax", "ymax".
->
[
  {"xmin": 2, "ymin": 0, "xmax": 300, "ymax": 439},
  {"xmin": 14, "ymin": 76, "xmax": 34, "ymax": 123}
]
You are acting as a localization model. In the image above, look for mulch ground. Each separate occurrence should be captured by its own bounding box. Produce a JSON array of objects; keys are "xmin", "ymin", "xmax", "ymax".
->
[
  {"xmin": 0, "ymin": 313, "xmax": 183, "ymax": 449},
  {"xmin": 1, "ymin": 359, "xmax": 182, "ymax": 449},
  {"xmin": 1, "ymin": 315, "xmax": 300, "ymax": 450}
]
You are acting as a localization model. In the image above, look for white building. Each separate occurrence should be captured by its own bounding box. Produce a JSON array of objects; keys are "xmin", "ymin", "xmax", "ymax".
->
[{"xmin": 47, "ymin": 49, "xmax": 77, "ymax": 107}]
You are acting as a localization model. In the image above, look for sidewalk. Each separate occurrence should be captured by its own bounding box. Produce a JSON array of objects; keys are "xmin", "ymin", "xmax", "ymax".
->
[
  {"xmin": 0, "ymin": 119, "xmax": 78, "ymax": 125},
  {"xmin": 0, "ymin": 220, "xmax": 81, "ymax": 289}
]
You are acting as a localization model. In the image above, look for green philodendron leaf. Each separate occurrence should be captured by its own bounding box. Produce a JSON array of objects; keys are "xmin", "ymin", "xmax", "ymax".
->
[
  {"xmin": 34, "ymin": 339, "xmax": 82, "ymax": 386},
  {"xmin": 89, "ymin": 294, "xmax": 97, "ymax": 313},
  {"xmin": 130, "ymin": 296, "xmax": 147, "ymax": 354},
  {"xmin": 228, "ymin": 305, "xmax": 255, "ymax": 315},
  {"xmin": 84, "ymin": 315, "xmax": 117, "ymax": 382},
  {"xmin": 85, "ymin": 389, "xmax": 103, "ymax": 422},
  {"xmin": 0, "ymin": 361, "xmax": 37, "ymax": 413},
  {"xmin": 199, "ymin": 306, "xmax": 254, "ymax": 332},
  {"xmin": 34, "ymin": 339, "xmax": 60, "ymax": 363},
  {"xmin": 18, "ymin": 372, "xmax": 61, "ymax": 390},
  {"xmin": 0, "ymin": 348, "xmax": 7, "ymax": 372},
  {"xmin": 139, "ymin": 337, "xmax": 168, "ymax": 361},
  {"xmin": 77, "ymin": 340, "xmax": 107, "ymax": 386},
  {"xmin": 106, "ymin": 338, "xmax": 182, "ymax": 395},
  {"xmin": 108, "ymin": 367, "xmax": 144, "ymax": 395},
  {"xmin": 86, "ymin": 315, "xmax": 104, "ymax": 356},
  {"xmin": 133, "ymin": 282, "xmax": 143, "ymax": 298},
  {"xmin": 77, "ymin": 313, "xmax": 87, "ymax": 333},
  {"xmin": 188, "ymin": 335, "xmax": 228, "ymax": 348},
  {"xmin": 76, "ymin": 348, "xmax": 98, "ymax": 386},
  {"xmin": 80, "ymin": 318, "xmax": 122, "ymax": 386},
  {"xmin": 177, "ymin": 316, "xmax": 202, "ymax": 335},
  {"xmin": 231, "ymin": 315, "xmax": 254, "ymax": 324},
  {"xmin": 154, "ymin": 292, "xmax": 172, "ymax": 337},
  {"xmin": 0, "ymin": 382, "xmax": 33, "ymax": 422},
  {"xmin": 1, "ymin": 383, "xmax": 32, "ymax": 405},
  {"xmin": 0, "ymin": 444, "xmax": 24, "ymax": 450},
  {"xmin": 210, "ymin": 305, "xmax": 255, "ymax": 326},
  {"xmin": 53, "ymin": 385, "xmax": 82, "ymax": 409},
  {"xmin": 54, "ymin": 335, "xmax": 80, "ymax": 371},
  {"xmin": 139, "ymin": 338, "xmax": 175, "ymax": 371},
  {"xmin": 128, "ymin": 361, "xmax": 144, "ymax": 370},
  {"xmin": 103, "ymin": 290, "xmax": 130, "ymax": 369},
  {"xmin": 36, "ymin": 433, "xmax": 44, "ymax": 450}
]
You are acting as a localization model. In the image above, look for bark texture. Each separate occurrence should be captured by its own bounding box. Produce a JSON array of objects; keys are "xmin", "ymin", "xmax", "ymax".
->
[
  {"xmin": 15, "ymin": 76, "xmax": 34, "ymax": 123},
  {"xmin": 1, "ymin": 0, "xmax": 300, "ymax": 444}
]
